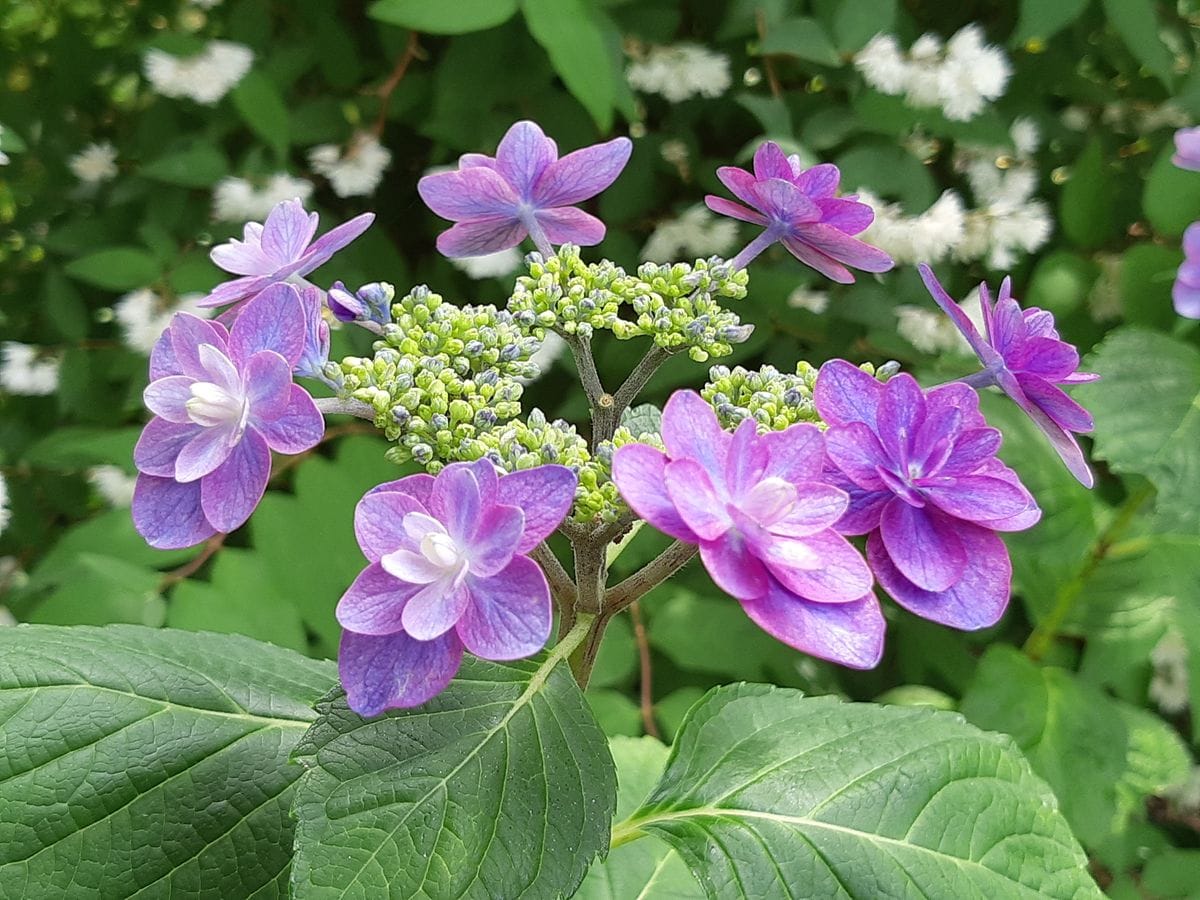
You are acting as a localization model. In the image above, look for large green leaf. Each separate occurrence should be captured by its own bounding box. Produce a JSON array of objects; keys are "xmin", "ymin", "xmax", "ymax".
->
[
  {"xmin": 1060, "ymin": 138, "xmax": 1116, "ymax": 249},
  {"xmin": 1010, "ymin": 0, "xmax": 1090, "ymax": 46},
  {"xmin": 289, "ymin": 634, "xmax": 617, "ymax": 899},
  {"xmin": 577, "ymin": 737, "xmax": 701, "ymax": 900},
  {"xmin": 521, "ymin": 0, "xmax": 616, "ymax": 131},
  {"xmin": 0, "ymin": 626, "xmax": 336, "ymax": 897},
  {"xmin": 961, "ymin": 647, "xmax": 1190, "ymax": 851},
  {"xmin": 231, "ymin": 72, "xmax": 290, "ymax": 160},
  {"xmin": 1075, "ymin": 328, "xmax": 1200, "ymax": 532},
  {"xmin": 760, "ymin": 17, "xmax": 842, "ymax": 67},
  {"xmin": 368, "ymin": 0, "xmax": 519, "ymax": 34},
  {"xmin": 1100, "ymin": 0, "xmax": 1174, "ymax": 88},
  {"xmin": 615, "ymin": 684, "xmax": 1102, "ymax": 899},
  {"xmin": 141, "ymin": 144, "xmax": 229, "ymax": 188},
  {"xmin": 63, "ymin": 247, "xmax": 161, "ymax": 291}
]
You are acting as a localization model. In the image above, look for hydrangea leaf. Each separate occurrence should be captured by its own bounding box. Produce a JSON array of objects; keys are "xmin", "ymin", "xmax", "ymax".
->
[
  {"xmin": 289, "ymin": 641, "xmax": 616, "ymax": 899},
  {"xmin": 961, "ymin": 646, "xmax": 1190, "ymax": 855},
  {"xmin": 1074, "ymin": 328, "xmax": 1200, "ymax": 533},
  {"xmin": 521, "ymin": 0, "xmax": 617, "ymax": 131},
  {"xmin": 0, "ymin": 625, "xmax": 336, "ymax": 897},
  {"xmin": 577, "ymin": 737, "xmax": 702, "ymax": 900},
  {"xmin": 1010, "ymin": 0, "xmax": 1090, "ymax": 46},
  {"xmin": 63, "ymin": 247, "xmax": 161, "ymax": 291},
  {"xmin": 616, "ymin": 684, "xmax": 1102, "ymax": 899},
  {"xmin": 367, "ymin": 0, "xmax": 519, "ymax": 34},
  {"xmin": 140, "ymin": 144, "xmax": 230, "ymax": 188},
  {"xmin": 1100, "ymin": 0, "xmax": 1175, "ymax": 89},
  {"xmin": 759, "ymin": 17, "xmax": 842, "ymax": 67},
  {"xmin": 231, "ymin": 72, "xmax": 290, "ymax": 161}
]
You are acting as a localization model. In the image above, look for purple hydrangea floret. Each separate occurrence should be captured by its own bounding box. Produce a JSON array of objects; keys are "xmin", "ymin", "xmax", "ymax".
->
[
  {"xmin": 132, "ymin": 283, "xmax": 325, "ymax": 549},
  {"xmin": 337, "ymin": 458, "xmax": 578, "ymax": 715},
  {"xmin": 417, "ymin": 120, "xmax": 632, "ymax": 260},
  {"xmin": 612, "ymin": 390, "xmax": 884, "ymax": 669},
  {"xmin": 816, "ymin": 361, "xmax": 1040, "ymax": 631},
  {"xmin": 200, "ymin": 198, "xmax": 374, "ymax": 313},
  {"xmin": 1173, "ymin": 127, "xmax": 1200, "ymax": 171},
  {"xmin": 705, "ymin": 141, "xmax": 894, "ymax": 281},
  {"xmin": 919, "ymin": 264, "xmax": 1100, "ymax": 487},
  {"xmin": 1172, "ymin": 222, "xmax": 1200, "ymax": 320},
  {"xmin": 294, "ymin": 284, "xmax": 332, "ymax": 382},
  {"xmin": 327, "ymin": 280, "xmax": 392, "ymax": 326}
]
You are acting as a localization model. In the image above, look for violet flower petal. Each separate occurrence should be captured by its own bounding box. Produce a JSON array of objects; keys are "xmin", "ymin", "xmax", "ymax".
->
[
  {"xmin": 175, "ymin": 424, "xmax": 238, "ymax": 483},
  {"xmin": 919, "ymin": 474, "xmax": 1030, "ymax": 522},
  {"xmin": 496, "ymin": 465, "xmax": 578, "ymax": 553},
  {"xmin": 339, "ymin": 628, "xmax": 463, "ymax": 716},
  {"xmin": 766, "ymin": 482, "xmax": 850, "ymax": 538},
  {"xmin": 699, "ymin": 531, "xmax": 770, "ymax": 601},
  {"xmin": 253, "ymin": 385, "xmax": 324, "ymax": 454},
  {"xmin": 739, "ymin": 578, "xmax": 884, "ymax": 669},
  {"xmin": 704, "ymin": 195, "xmax": 769, "ymax": 225},
  {"xmin": 664, "ymin": 458, "xmax": 731, "ymax": 541},
  {"xmin": 355, "ymin": 491, "xmax": 428, "ymax": 563},
  {"xmin": 260, "ymin": 200, "xmax": 319, "ymax": 264},
  {"xmin": 535, "ymin": 206, "xmax": 606, "ymax": 246},
  {"xmin": 753, "ymin": 528, "xmax": 874, "ymax": 603},
  {"xmin": 200, "ymin": 428, "xmax": 271, "ymax": 533},
  {"xmin": 494, "ymin": 120, "xmax": 557, "ymax": 196},
  {"xmin": 532, "ymin": 137, "xmax": 633, "ymax": 208},
  {"xmin": 814, "ymin": 359, "xmax": 885, "ymax": 429},
  {"xmin": 458, "ymin": 556, "xmax": 553, "ymax": 660},
  {"xmin": 134, "ymin": 417, "xmax": 199, "ymax": 477},
  {"xmin": 143, "ymin": 376, "xmax": 196, "ymax": 424},
  {"xmin": 243, "ymin": 351, "xmax": 294, "ymax": 421},
  {"xmin": 132, "ymin": 474, "xmax": 216, "ymax": 550},
  {"xmin": 297, "ymin": 212, "xmax": 375, "ymax": 272},
  {"xmin": 879, "ymin": 500, "xmax": 966, "ymax": 593},
  {"xmin": 417, "ymin": 167, "xmax": 520, "ymax": 221},
  {"xmin": 335, "ymin": 562, "xmax": 421, "ymax": 635},
  {"xmin": 228, "ymin": 283, "xmax": 307, "ymax": 369},
  {"xmin": 467, "ymin": 503, "xmax": 525, "ymax": 577},
  {"xmin": 402, "ymin": 579, "xmax": 471, "ymax": 641},
  {"xmin": 660, "ymin": 390, "xmax": 730, "ymax": 481},
  {"xmin": 429, "ymin": 465, "xmax": 482, "ymax": 544},
  {"xmin": 760, "ymin": 423, "xmax": 826, "ymax": 482},
  {"xmin": 436, "ymin": 217, "xmax": 528, "ymax": 257},
  {"xmin": 611, "ymin": 443, "xmax": 701, "ymax": 543}
]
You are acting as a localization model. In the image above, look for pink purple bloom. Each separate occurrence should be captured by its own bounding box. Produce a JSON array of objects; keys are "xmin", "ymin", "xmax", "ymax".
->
[
  {"xmin": 612, "ymin": 390, "xmax": 884, "ymax": 669},
  {"xmin": 815, "ymin": 360, "xmax": 1040, "ymax": 630},
  {"xmin": 1172, "ymin": 222, "xmax": 1200, "ymax": 319},
  {"xmin": 1173, "ymin": 127, "xmax": 1200, "ymax": 171},
  {"xmin": 132, "ymin": 283, "xmax": 325, "ymax": 548},
  {"xmin": 200, "ymin": 198, "xmax": 374, "ymax": 313},
  {"xmin": 704, "ymin": 141, "xmax": 893, "ymax": 281},
  {"xmin": 337, "ymin": 459, "xmax": 578, "ymax": 715},
  {"xmin": 919, "ymin": 265, "xmax": 1099, "ymax": 487},
  {"xmin": 417, "ymin": 120, "xmax": 632, "ymax": 260}
]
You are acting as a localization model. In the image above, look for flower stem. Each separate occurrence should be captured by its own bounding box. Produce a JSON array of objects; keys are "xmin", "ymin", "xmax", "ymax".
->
[
  {"xmin": 314, "ymin": 397, "xmax": 377, "ymax": 420},
  {"xmin": 1023, "ymin": 481, "xmax": 1154, "ymax": 660},
  {"xmin": 728, "ymin": 230, "xmax": 778, "ymax": 271},
  {"xmin": 605, "ymin": 540, "xmax": 698, "ymax": 616},
  {"xmin": 630, "ymin": 601, "xmax": 660, "ymax": 739}
]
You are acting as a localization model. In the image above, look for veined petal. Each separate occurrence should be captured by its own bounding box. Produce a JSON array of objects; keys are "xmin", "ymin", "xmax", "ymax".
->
[
  {"xmin": 795, "ymin": 223, "xmax": 893, "ymax": 272},
  {"xmin": 143, "ymin": 376, "xmax": 196, "ymax": 424},
  {"xmin": 367, "ymin": 473, "xmax": 436, "ymax": 507},
  {"xmin": 228, "ymin": 283, "xmax": 307, "ymax": 368},
  {"xmin": 380, "ymin": 548, "xmax": 448, "ymax": 585},
  {"xmin": 761, "ymin": 422, "xmax": 826, "ymax": 482},
  {"xmin": 339, "ymin": 629, "xmax": 463, "ymax": 716},
  {"xmin": 458, "ymin": 556, "xmax": 552, "ymax": 660},
  {"xmin": 260, "ymin": 199, "xmax": 319, "ymax": 264},
  {"xmin": 920, "ymin": 474, "xmax": 1030, "ymax": 523},
  {"xmin": 766, "ymin": 481, "xmax": 850, "ymax": 537},
  {"xmin": 665, "ymin": 458, "xmax": 731, "ymax": 541},
  {"xmin": 704, "ymin": 195, "xmax": 768, "ymax": 226},
  {"xmin": 169, "ymin": 314, "xmax": 231, "ymax": 379},
  {"xmin": 815, "ymin": 197, "xmax": 873, "ymax": 234},
  {"xmin": 436, "ymin": 216, "xmax": 526, "ymax": 257},
  {"xmin": 467, "ymin": 503, "xmax": 524, "ymax": 577},
  {"xmin": 661, "ymin": 389, "xmax": 730, "ymax": 481},
  {"xmin": 496, "ymin": 464, "xmax": 577, "ymax": 553},
  {"xmin": 243, "ymin": 350, "xmax": 293, "ymax": 421},
  {"xmin": 417, "ymin": 167, "xmax": 521, "ymax": 221},
  {"xmin": 998, "ymin": 374, "xmax": 1094, "ymax": 487},
  {"xmin": 918, "ymin": 264, "xmax": 994, "ymax": 362},
  {"xmin": 1017, "ymin": 374, "xmax": 1094, "ymax": 432},
  {"xmin": 814, "ymin": 359, "xmax": 884, "ymax": 428},
  {"xmin": 355, "ymin": 490, "xmax": 429, "ymax": 562},
  {"xmin": 739, "ymin": 578, "xmax": 884, "ymax": 669},
  {"xmin": 495, "ymin": 120, "xmax": 557, "ymax": 198},
  {"xmin": 611, "ymin": 444, "xmax": 700, "ymax": 543},
  {"xmin": 401, "ymin": 577, "xmax": 471, "ymax": 641},
  {"xmin": 699, "ymin": 531, "xmax": 769, "ymax": 601},
  {"xmin": 752, "ymin": 528, "xmax": 873, "ymax": 603},
  {"xmin": 780, "ymin": 235, "xmax": 854, "ymax": 283},
  {"xmin": 132, "ymin": 475, "xmax": 216, "ymax": 550},
  {"xmin": 535, "ymin": 207, "xmax": 605, "ymax": 246},
  {"xmin": 725, "ymin": 419, "xmax": 768, "ymax": 495},
  {"xmin": 335, "ymin": 562, "xmax": 421, "ymax": 634},
  {"xmin": 825, "ymin": 422, "xmax": 890, "ymax": 489},
  {"xmin": 175, "ymin": 424, "xmax": 239, "ymax": 483},
  {"xmin": 752, "ymin": 142, "xmax": 795, "ymax": 181},
  {"xmin": 135, "ymin": 417, "xmax": 200, "ymax": 477},
  {"xmin": 939, "ymin": 427, "xmax": 1003, "ymax": 476},
  {"xmin": 252, "ymin": 384, "xmax": 324, "ymax": 455},
  {"xmin": 300, "ymin": 212, "xmax": 375, "ymax": 272},
  {"xmin": 715, "ymin": 165, "xmax": 761, "ymax": 208},
  {"xmin": 429, "ymin": 463, "xmax": 482, "ymax": 543},
  {"xmin": 879, "ymin": 501, "xmax": 965, "ymax": 593},
  {"xmin": 794, "ymin": 163, "xmax": 841, "ymax": 198},
  {"xmin": 532, "ymin": 136, "xmax": 632, "ymax": 207},
  {"xmin": 200, "ymin": 429, "xmax": 271, "ymax": 533},
  {"xmin": 868, "ymin": 526, "xmax": 1010, "ymax": 629},
  {"xmin": 754, "ymin": 178, "xmax": 822, "ymax": 224},
  {"xmin": 876, "ymin": 373, "xmax": 926, "ymax": 465}
]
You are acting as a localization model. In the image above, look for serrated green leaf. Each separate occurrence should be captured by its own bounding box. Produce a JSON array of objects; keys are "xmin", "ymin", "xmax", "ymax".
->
[
  {"xmin": 289, "ymin": 635, "xmax": 617, "ymax": 899},
  {"xmin": 961, "ymin": 647, "xmax": 1190, "ymax": 850},
  {"xmin": 0, "ymin": 626, "xmax": 335, "ymax": 896},
  {"xmin": 1101, "ymin": 0, "xmax": 1175, "ymax": 88},
  {"xmin": 231, "ymin": 72, "xmax": 290, "ymax": 159},
  {"xmin": 63, "ymin": 247, "xmax": 160, "ymax": 291},
  {"xmin": 522, "ymin": 0, "xmax": 616, "ymax": 131},
  {"xmin": 141, "ymin": 144, "xmax": 229, "ymax": 188},
  {"xmin": 1074, "ymin": 329, "xmax": 1200, "ymax": 532},
  {"xmin": 577, "ymin": 737, "xmax": 702, "ymax": 899},
  {"xmin": 617, "ymin": 684, "xmax": 1102, "ymax": 899},
  {"xmin": 1011, "ymin": 0, "xmax": 1090, "ymax": 46},
  {"xmin": 620, "ymin": 403, "xmax": 663, "ymax": 439},
  {"xmin": 1143, "ymin": 142, "xmax": 1200, "ymax": 238},
  {"xmin": 760, "ymin": 16, "xmax": 842, "ymax": 67},
  {"xmin": 368, "ymin": 0, "xmax": 519, "ymax": 34}
]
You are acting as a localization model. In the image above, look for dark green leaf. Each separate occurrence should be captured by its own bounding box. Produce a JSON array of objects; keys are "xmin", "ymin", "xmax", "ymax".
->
[
  {"xmin": 821, "ymin": 0, "xmax": 897, "ymax": 53},
  {"xmin": 24, "ymin": 554, "xmax": 164, "ymax": 627},
  {"xmin": 1075, "ymin": 328, "xmax": 1200, "ymax": 532},
  {"xmin": 1011, "ymin": 0, "xmax": 1091, "ymax": 46},
  {"xmin": 1143, "ymin": 142, "xmax": 1200, "ymax": 238},
  {"xmin": 141, "ymin": 144, "xmax": 229, "ymax": 188},
  {"xmin": 368, "ymin": 0, "xmax": 519, "ymax": 34},
  {"xmin": 0, "ymin": 626, "xmax": 335, "ymax": 896},
  {"xmin": 522, "ymin": 0, "xmax": 616, "ymax": 131},
  {"xmin": 760, "ymin": 17, "xmax": 842, "ymax": 67},
  {"xmin": 289, "ymin": 640, "xmax": 617, "ymax": 899},
  {"xmin": 1100, "ymin": 0, "xmax": 1175, "ymax": 88},
  {"xmin": 1059, "ymin": 138, "xmax": 1116, "ymax": 249},
  {"xmin": 63, "ymin": 247, "xmax": 160, "ymax": 291},
  {"xmin": 1119, "ymin": 242, "xmax": 1182, "ymax": 331},
  {"xmin": 22, "ymin": 426, "xmax": 143, "ymax": 470},
  {"xmin": 231, "ymin": 72, "xmax": 290, "ymax": 159},
  {"xmin": 619, "ymin": 684, "xmax": 1102, "ymax": 898}
]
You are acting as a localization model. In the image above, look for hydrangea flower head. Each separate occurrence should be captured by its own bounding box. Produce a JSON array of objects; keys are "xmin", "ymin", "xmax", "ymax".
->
[
  {"xmin": 816, "ymin": 361, "xmax": 1039, "ymax": 630},
  {"xmin": 337, "ymin": 459, "xmax": 578, "ymax": 715},
  {"xmin": 705, "ymin": 141, "xmax": 894, "ymax": 281},
  {"xmin": 919, "ymin": 264, "xmax": 1099, "ymax": 487},
  {"xmin": 417, "ymin": 120, "xmax": 632, "ymax": 259},
  {"xmin": 612, "ymin": 390, "xmax": 884, "ymax": 668},
  {"xmin": 1172, "ymin": 222, "xmax": 1200, "ymax": 320},
  {"xmin": 1173, "ymin": 127, "xmax": 1200, "ymax": 172},
  {"xmin": 132, "ymin": 283, "xmax": 325, "ymax": 548},
  {"xmin": 201, "ymin": 198, "xmax": 374, "ymax": 312}
]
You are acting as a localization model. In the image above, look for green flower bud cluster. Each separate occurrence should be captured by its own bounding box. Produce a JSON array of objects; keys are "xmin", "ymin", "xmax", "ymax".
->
[
  {"xmin": 507, "ymin": 246, "xmax": 751, "ymax": 362},
  {"xmin": 335, "ymin": 286, "xmax": 542, "ymax": 461},
  {"xmin": 702, "ymin": 360, "xmax": 899, "ymax": 432}
]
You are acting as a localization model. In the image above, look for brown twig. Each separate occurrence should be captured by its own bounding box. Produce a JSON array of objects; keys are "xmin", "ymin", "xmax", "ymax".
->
[
  {"xmin": 158, "ymin": 533, "xmax": 226, "ymax": 591},
  {"xmin": 531, "ymin": 542, "xmax": 576, "ymax": 615},
  {"xmin": 629, "ymin": 601, "xmax": 660, "ymax": 738},
  {"xmin": 755, "ymin": 9, "xmax": 784, "ymax": 99},
  {"xmin": 373, "ymin": 31, "xmax": 423, "ymax": 136},
  {"xmin": 605, "ymin": 540, "xmax": 697, "ymax": 615}
]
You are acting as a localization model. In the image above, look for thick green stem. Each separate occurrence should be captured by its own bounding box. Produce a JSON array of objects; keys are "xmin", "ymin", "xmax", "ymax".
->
[{"xmin": 1023, "ymin": 481, "xmax": 1154, "ymax": 660}]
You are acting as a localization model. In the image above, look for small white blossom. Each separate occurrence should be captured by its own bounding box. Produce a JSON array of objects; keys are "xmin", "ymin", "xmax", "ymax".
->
[
  {"xmin": 787, "ymin": 286, "xmax": 830, "ymax": 314},
  {"xmin": 212, "ymin": 173, "xmax": 313, "ymax": 221},
  {"xmin": 114, "ymin": 289, "xmax": 214, "ymax": 355},
  {"xmin": 309, "ymin": 132, "xmax": 392, "ymax": 198},
  {"xmin": 855, "ymin": 24, "xmax": 1010, "ymax": 122},
  {"xmin": 642, "ymin": 205, "xmax": 739, "ymax": 263},
  {"xmin": 1009, "ymin": 117, "xmax": 1041, "ymax": 158},
  {"xmin": 144, "ymin": 41, "xmax": 253, "ymax": 105},
  {"xmin": 857, "ymin": 188, "xmax": 966, "ymax": 265},
  {"xmin": 627, "ymin": 44, "xmax": 731, "ymax": 103},
  {"xmin": 0, "ymin": 343, "xmax": 60, "ymax": 396},
  {"xmin": 87, "ymin": 465, "xmax": 137, "ymax": 508},
  {"xmin": 0, "ymin": 473, "xmax": 10, "ymax": 536},
  {"xmin": 0, "ymin": 125, "xmax": 11, "ymax": 166},
  {"xmin": 449, "ymin": 248, "xmax": 523, "ymax": 280},
  {"xmin": 1150, "ymin": 629, "xmax": 1190, "ymax": 715},
  {"xmin": 954, "ymin": 159, "xmax": 1052, "ymax": 270},
  {"xmin": 68, "ymin": 142, "xmax": 118, "ymax": 184},
  {"xmin": 894, "ymin": 305, "xmax": 962, "ymax": 354},
  {"xmin": 518, "ymin": 332, "xmax": 568, "ymax": 385}
]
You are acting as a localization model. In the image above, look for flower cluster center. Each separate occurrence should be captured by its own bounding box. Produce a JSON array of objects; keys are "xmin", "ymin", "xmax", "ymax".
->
[{"xmin": 185, "ymin": 381, "xmax": 248, "ymax": 429}]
